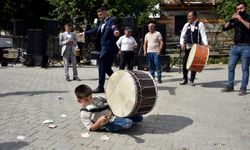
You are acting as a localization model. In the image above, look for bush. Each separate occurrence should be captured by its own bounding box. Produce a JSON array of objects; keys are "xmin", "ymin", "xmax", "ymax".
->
[{"xmin": 207, "ymin": 56, "xmax": 229, "ymax": 64}]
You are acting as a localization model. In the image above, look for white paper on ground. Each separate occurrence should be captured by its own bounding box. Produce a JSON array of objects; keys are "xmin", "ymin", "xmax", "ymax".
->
[
  {"xmin": 48, "ymin": 124, "xmax": 57, "ymax": 128},
  {"xmin": 16, "ymin": 135, "xmax": 25, "ymax": 140},
  {"xmin": 100, "ymin": 135, "xmax": 109, "ymax": 141},
  {"xmin": 43, "ymin": 119, "xmax": 54, "ymax": 124},
  {"xmin": 60, "ymin": 114, "xmax": 67, "ymax": 118},
  {"xmin": 81, "ymin": 132, "xmax": 90, "ymax": 138}
]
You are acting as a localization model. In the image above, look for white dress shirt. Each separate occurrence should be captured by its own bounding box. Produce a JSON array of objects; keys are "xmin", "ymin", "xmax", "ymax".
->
[
  {"xmin": 180, "ymin": 20, "xmax": 208, "ymax": 49},
  {"xmin": 116, "ymin": 35, "xmax": 137, "ymax": 51}
]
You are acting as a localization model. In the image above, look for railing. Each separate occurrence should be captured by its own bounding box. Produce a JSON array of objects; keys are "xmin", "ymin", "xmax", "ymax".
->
[{"xmin": 162, "ymin": 0, "xmax": 221, "ymax": 5}]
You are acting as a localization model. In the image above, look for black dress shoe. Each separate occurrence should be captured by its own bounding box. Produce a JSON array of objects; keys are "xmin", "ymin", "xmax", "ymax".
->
[
  {"xmin": 66, "ymin": 77, "xmax": 71, "ymax": 82},
  {"xmin": 179, "ymin": 80, "xmax": 188, "ymax": 85},
  {"xmin": 221, "ymin": 85, "xmax": 234, "ymax": 92},
  {"xmin": 189, "ymin": 81, "xmax": 195, "ymax": 86},
  {"xmin": 92, "ymin": 87, "xmax": 105, "ymax": 93},
  {"xmin": 238, "ymin": 87, "xmax": 247, "ymax": 96},
  {"xmin": 73, "ymin": 76, "xmax": 81, "ymax": 81}
]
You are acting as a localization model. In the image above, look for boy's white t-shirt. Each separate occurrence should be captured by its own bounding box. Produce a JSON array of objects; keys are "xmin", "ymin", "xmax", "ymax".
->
[
  {"xmin": 80, "ymin": 97, "xmax": 109, "ymax": 131},
  {"xmin": 116, "ymin": 35, "xmax": 137, "ymax": 51}
]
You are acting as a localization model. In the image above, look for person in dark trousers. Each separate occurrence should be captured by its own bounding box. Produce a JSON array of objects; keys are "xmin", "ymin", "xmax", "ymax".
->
[
  {"xmin": 179, "ymin": 11, "xmax": 208, "ymax": 86},
  {"xmin": 222, "ymin": 2, "xmax": 250, "ymax": 96},
  {"xmin": 116, "ymin": 27, "xmax": 137, "ymax": 70},
  {"xmin": 79, "ymin": 7, "xmax": 120, "ymax": 93}
]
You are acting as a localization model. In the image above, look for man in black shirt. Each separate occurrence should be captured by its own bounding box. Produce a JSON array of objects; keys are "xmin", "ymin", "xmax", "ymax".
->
[{"xmin": 222, "ymin": 2, "xmax": 250, "ymax": 96}]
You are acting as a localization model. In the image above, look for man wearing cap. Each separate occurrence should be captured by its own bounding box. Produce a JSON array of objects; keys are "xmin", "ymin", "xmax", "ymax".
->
[{"xmin": 116, "ymin": 27, "xmax": 138, "ymax": 70}]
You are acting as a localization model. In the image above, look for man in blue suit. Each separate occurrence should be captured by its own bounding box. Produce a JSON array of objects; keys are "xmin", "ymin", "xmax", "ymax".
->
[{"xmin": 80, "ymin": 7, "xmax": 119, "ymax": 93}]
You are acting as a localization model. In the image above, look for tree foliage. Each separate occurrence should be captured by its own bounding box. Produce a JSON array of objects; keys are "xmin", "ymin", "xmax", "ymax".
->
[
  {"xmin": 217, "ymin": 0, "xmax": 250, "ymax": 21},
  {"xmin": 0, "ymin": 0, "xmax": 159, "ymax": 33},
  {"xmin": 0, "ymin": 0, "xmax": 53, "ymax": 31},
  {"xmin": 47, "ymin": 0, "xmax": 160, "ymax": 29}
]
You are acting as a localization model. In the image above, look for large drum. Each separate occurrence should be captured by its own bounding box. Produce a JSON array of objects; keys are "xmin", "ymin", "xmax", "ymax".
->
[
  {"xmin": 186, "ymin": 44, "xmax": 209, "ymax": 72},
  {"xmin": 106, "ymin": 70, "xmax": 157, "ymax": 117}
]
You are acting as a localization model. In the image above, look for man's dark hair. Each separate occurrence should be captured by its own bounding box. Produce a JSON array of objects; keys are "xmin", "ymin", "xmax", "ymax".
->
[
  {"xmin": 64, "ymin": 23, "xmax": 73, "ymax": 28},
  {"xmin": 147, "ymin": 20, "xmax": 156, "ymax": 25},
  {"xmin": 75, "ymin": 84, "xmax": 92, "ymax": 99},
  {"xmin": 97, "ymin": 6, "xmax": 107, "ymax": 13},
  {"xmin": 188, "ymin": 10, "xmax": 198, "ymax": 18},
  {"xmin": 236, "ymin": 2, "xmax": 247, "ymax": 8}
]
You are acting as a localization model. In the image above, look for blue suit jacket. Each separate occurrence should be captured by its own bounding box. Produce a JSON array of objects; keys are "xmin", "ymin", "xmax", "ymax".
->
[{"xmin": 85, "ymin": 17, "xmax": 118, "ymax": 58}]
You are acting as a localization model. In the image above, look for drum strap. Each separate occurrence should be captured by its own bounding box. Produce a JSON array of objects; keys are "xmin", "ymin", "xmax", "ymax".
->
[{"xmin": 80, "ymin": 105, "xmax": 110, "ymax": 112}]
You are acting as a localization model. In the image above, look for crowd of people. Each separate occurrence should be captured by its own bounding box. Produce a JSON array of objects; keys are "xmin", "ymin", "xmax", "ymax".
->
[{"xmin": 58, "ymin": 3, "xmax": 250, "ymax": 132}]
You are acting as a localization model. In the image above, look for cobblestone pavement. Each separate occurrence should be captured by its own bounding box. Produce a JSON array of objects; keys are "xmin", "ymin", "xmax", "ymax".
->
[{"xmin": 0, "ymin": 64, "xmax": 249, "ymax": 150}]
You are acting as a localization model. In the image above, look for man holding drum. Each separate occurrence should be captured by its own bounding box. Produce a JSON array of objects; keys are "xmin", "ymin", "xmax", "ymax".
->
[
  {"xmin": 222, "ymin": 2, "xmax": 250, "ymax": 96},
  {"xmin": 179, "ymin": 11, "xmax": 208, "ymax": 86}
]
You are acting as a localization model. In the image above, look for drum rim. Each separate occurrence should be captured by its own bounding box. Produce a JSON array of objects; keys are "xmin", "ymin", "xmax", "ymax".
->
[
  {"xmin": 186, "ymin": 44, "xmax": 209, "ymax": 72},
  {"xmin": 106, "ymin": 70, "xmax": 137, "ymax": 117},
  {"xmin": 140, "ymin": 70, "xmax": 158, "ymax": 111},
  {"xmin": 204, "ymin": 46, "xmax": 210, "ymax": 67},
  {"xmin": 186, "ymin": 44, "xmax": 197, "ymax": 70},
  {"xmin": 106, "ymin": 70, "xmax": 158, "ymax": 117},
  {"xmin": 126, "ymin": 70, "xmax": 158, "ymax": 116}
]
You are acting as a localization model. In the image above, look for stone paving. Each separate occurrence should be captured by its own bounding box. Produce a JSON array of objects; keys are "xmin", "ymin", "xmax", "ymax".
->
[{"xmin": 0, "ymin": 64, "xmax": 249, "ymax": 150}]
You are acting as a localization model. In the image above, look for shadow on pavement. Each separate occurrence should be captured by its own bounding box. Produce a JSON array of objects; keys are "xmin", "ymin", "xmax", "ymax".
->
[
  {"xmin": 80, "ymin": 78, "xmax": 99, "ymax": 81},
  {"xmin": 164, "ymin": 78, "xmax": 183, "ymax": 82},
  {"xmin": 121, "ymin": 115, "xmax": 193, "ymax": 143},
  {"xmin": 196, "ymin": 80, "xmax": 240, "ymax": 88},
  {"xmin": 157, "ymin": 86, "xmax": 177, "ymax": 95},
  {"xmin": 204, "ymin": 67, "xmax": 224, "ymax": 71},
  {"xmin": 0, "ymin": 90, "xmax": 68, "ymax": 97},
  {"xmin": 0, "ymin": 141, "xmax": 29, "ymax": 150}
]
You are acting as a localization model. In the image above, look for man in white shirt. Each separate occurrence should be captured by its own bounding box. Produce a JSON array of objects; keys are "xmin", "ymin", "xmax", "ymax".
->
[
  {"xmin": 144, "ymin": 22, "xmax": 164, "ymax": 83},
  {"xmin": 179, "ymin": 11, "xmax": 208, "ymax": 86},
  {"xmin": 116, "ymin": 27, "xmax": 138, "ymax": 70}
]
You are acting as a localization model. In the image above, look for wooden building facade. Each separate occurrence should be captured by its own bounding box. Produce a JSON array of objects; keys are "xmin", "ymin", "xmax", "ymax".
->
[{"xmin": 158, "ymin": 0, "xmax": 233, "ymax": 55}]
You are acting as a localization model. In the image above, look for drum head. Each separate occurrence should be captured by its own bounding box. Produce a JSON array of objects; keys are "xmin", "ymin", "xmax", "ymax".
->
[
  {"xmin": 106, "ymin": 70, "xmax": 137, "ymax": 117},
  {"xmin": 186, "ymin": 44, "xmax": 197, "ymax": 70}
]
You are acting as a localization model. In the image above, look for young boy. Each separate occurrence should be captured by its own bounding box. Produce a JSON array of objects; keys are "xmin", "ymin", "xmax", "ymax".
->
[{"xmin": 75, "ymin": 84, "xmax": 143, "ymax": 132}]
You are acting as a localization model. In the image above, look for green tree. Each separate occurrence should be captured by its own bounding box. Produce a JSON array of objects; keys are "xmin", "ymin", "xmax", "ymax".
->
[
  {"xmin": 0, "ymin": 0, "xmax": 53, "ymax": 31},
  {"xmin": 217, "ymin": 0, "xmax": 250, "ymax": 21},
  {"xmin": 48, "ymin": 0, "xmax": 160, "ymax": 30}
]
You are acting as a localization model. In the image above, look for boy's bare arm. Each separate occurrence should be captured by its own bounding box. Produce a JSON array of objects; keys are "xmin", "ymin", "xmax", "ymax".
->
[{"xmin": 90, "ymin": 115, "xmax": 109, "ymax": 131}]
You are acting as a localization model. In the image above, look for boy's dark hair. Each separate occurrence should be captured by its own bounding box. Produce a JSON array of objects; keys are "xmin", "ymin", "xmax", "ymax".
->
[
  {"xmin": 75, "ymin": 84, "xmax": 92, "ymax": 101},
  {"xmin": 97, "ymin": 6, "xmax": 107, "ymax": 13}
]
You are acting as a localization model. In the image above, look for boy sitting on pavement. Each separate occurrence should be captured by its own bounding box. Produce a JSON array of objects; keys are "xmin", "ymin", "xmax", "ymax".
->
[{"xmin": 75, "ymin": 84, "xmax": 143, "ymax": 132}]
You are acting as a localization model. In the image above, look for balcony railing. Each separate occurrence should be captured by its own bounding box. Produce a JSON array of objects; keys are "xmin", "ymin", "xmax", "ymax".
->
[{"xmin": 162, "ymin": 0, "xmax": 221, "ymax": 5}]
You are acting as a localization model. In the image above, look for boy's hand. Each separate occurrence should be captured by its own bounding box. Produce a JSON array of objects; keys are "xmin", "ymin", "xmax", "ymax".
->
[{"xmin": 98, "ymin": 115, "xmax": 109, "ymax": 126}]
